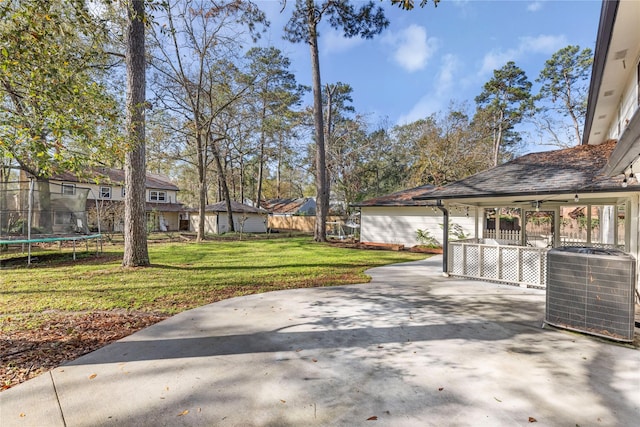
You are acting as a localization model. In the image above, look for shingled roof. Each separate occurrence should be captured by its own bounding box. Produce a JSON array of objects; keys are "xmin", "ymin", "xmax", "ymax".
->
[
  {"xmin": 415, "ymin": 140, "xmax": 639, "ymax": 201},
  {"xmin": 260, "ymin": 198, "xmax": 315, "ymax": 215},
  {"xmin": 52, "ymin": 167, "xmax": 179, "ymax": 191},
  {"xmin": 352, "ymin": 184, "xmax": 435, "ymax": 207},
  {"xmin": 190, "ymin": 201, "xmax": 267, "ymax": 214}
]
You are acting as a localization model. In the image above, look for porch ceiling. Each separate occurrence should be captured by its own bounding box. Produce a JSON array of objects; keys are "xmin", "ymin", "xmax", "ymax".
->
[{"xmin": 440, "ymin": 191, "xmax": 634, "ymax": 209}]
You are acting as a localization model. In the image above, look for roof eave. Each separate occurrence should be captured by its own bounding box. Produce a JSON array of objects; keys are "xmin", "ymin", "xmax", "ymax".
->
[
  {"xmin": 601, "ymin": 109, "xmax": 640, "ymax": 175},
  {"xmin": 582, "ymin": 0, "xmax": 619, "ymax": 145}
]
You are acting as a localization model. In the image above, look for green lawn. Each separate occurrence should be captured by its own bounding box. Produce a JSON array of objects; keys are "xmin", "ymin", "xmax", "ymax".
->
[{"xmin": 1, "ymin": 237, "xmax": 426, "ymax": 316}]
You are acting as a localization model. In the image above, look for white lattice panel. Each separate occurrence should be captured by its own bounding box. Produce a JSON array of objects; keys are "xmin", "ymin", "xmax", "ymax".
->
[
  {"xmin": 448, "ymin": 242, "xmax": 548, "ymax": 288},
  {"xmin": 450, "ymin": 244, "xmax": 464, "ymax": 275},
  {"xmin": 521, "ymin": 249, "xmax": 542, "ymax": 285},
  {"xmin": 465, "ymin": 245, "xmax": 480, "ymax": 277},
  {"xmin": 481, "ymin": 246, "xmax": 499, "ymax": 279},
  {"xmin": 500, "ymin": 247, "xmax": 519, "ymax": 282}
]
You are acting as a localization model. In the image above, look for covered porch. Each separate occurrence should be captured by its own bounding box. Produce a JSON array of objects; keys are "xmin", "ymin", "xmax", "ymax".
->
[
  {"xmin": 413, "ymin": 142, "xmax": 640, "ymax": 290},
  {"xmin": 442, "ymin": 193, "xmax": 635, "ymax": 288}
]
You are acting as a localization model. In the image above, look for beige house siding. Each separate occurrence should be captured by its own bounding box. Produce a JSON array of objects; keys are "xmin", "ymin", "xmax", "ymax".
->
[
  {"xmin": 360, "ymin": 206, "xmax": 476, "ymax": 247},
  {"xmin": 190, "ymin": 212, "xmax": 267, "ymax": 234}
]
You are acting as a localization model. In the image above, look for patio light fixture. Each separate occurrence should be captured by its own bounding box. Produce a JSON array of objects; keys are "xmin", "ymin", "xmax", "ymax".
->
[
  {"xmin": 622, "ymin": 176, "xmax": 628, "ymax": 188},
  {"xmin": 574, "ymin": 194, "xmax": 579, "ymax": 202},
  {"xmin": 532, "ymin": 201, "xmax": 541, "ymax": 212}
]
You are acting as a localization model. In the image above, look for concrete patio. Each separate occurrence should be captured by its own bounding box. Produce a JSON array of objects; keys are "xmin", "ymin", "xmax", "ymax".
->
[{"xmin": 1, "ymin": 256, "xmax": 639, "ymax": 426}]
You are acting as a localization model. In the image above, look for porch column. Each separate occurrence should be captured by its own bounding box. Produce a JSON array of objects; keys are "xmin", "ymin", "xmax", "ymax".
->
[
  {"xmin": 629, "ymin": 194, "xmax": 639, "ymax": 292},
  {"xmin": 436, "ymin": 201, "xmax": 449, "ymax": 276}
]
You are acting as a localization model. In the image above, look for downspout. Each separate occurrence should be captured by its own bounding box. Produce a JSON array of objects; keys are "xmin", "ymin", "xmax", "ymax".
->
[{"xmin": 436, "ymin": 200, "xmax": 449, "ymax": 277}]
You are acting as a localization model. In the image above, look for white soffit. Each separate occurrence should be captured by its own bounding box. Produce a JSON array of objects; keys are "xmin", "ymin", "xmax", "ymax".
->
[{"xmin": 588, "ymin": 0, "xmax": 640, "ymax": 145}]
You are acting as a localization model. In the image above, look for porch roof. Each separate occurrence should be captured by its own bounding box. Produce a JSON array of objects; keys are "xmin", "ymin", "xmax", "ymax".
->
[
  {"xmin": 414, "ymin": 140, "xmax": 640, "ymax": 201},
  {"xmin": 352, "ymin": 184, "xmax": 435, "ymax": 207}
]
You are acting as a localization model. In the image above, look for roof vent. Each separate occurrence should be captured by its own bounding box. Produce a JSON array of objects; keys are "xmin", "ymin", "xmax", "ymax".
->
[
  {"xmin": 613, "ymin": 49, "xmax": 627, "ymax": 60},
  {"xmin": 603, "ymin": 90, "xmax": 615, "ymax": 97}
]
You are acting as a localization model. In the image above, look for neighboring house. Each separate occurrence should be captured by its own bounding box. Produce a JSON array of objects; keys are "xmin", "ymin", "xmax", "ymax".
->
[
  {"xmin": 188, "ymin": 201, "xmax": 268, "ymax": 234},
  {"xmin": 352, "ymin": 184, "xmax": 476, "ymax": 248},
  {"xmin": 50, "ymin": 168, "xmax": 184, "ymax": 232}
]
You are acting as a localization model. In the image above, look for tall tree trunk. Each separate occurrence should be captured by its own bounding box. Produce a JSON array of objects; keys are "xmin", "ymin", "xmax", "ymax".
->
[
  {"xmin": 308, "ymin": 14, "xmax": 328, "ymax": 242},
  {"xmin": 34, "ymin": 178, "xmax": 52, "ymax": 234},
  {"xmin": 210, "ymin": 138, "xmax": 235, "ymax": 232},
  {"xmin": 256, "ymin": 131, "xmax": 265, "ymax": 207},
  {"xmin": 493, "ymin": 110, "xmax": 504, "ymax": 167},
  {"xmin": 123, "ymin": 0, "xmax": 149, "ymax": 267},
  {"xmin": 276, "ymin": 137, "xmax": 283, "ymax": 199}
]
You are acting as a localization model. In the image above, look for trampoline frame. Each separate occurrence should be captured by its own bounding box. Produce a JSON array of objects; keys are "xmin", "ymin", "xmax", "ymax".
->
[{"xmin": 1, "ymin": 177, "xmax": 103, "ymax": 265}]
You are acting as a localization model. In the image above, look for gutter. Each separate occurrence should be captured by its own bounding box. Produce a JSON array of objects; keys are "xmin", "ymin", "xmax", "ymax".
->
[{"xmin": 436, "ymin": 200, "xmax": 449, "ymax": 277}]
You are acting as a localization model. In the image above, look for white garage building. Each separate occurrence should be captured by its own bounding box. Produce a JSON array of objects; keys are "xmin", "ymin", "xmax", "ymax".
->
[
  {"xmin": 189, "ymin": 201, "xmax": 268, "ymax": 235},
  {"xmin": 353, "ymin": 184, "xmax": 477, "ymax": 248}
]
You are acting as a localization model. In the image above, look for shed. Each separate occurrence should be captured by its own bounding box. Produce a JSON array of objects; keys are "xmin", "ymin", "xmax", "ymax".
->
[
  {"xmin": 352, "ymin": 184, "xmax": 476, "ymax": 248},
  {"xmin": 189, "ymin": 201, "xmax": 268, "ymax": 234}
]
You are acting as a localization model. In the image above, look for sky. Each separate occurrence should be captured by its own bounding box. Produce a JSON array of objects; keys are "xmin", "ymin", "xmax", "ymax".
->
[{"xmin": 252, "ymin": 0, "xmax": 603, "ymax": 153}]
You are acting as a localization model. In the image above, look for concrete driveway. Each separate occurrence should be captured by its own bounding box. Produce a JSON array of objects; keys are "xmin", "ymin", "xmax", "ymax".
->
[{"xmin": 2, "ymin": 256, "xmax": 639, "ymax": 426}]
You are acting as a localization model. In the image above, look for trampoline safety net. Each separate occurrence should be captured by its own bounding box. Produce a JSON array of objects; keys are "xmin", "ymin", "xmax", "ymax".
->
[{"xmin": 1, "ymin": 180, "xmax": 92, "ymax": 240}]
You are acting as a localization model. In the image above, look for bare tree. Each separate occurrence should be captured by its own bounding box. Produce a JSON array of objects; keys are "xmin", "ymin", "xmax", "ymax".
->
[{"xmin": 148, "ymin": 0, "xmax": 266, "ymax": 240}]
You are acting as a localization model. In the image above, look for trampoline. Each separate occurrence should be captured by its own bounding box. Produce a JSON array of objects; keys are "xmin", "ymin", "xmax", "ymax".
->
[{"xmin": 1, "ymin": 178, "xmax": 103, "ymax": 265}]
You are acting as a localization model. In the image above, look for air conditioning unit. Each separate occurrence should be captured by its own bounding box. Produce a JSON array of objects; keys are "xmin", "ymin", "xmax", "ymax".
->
[{"xmin": 546, "ymin": 247, "xmax": 636, "ymax": 342}]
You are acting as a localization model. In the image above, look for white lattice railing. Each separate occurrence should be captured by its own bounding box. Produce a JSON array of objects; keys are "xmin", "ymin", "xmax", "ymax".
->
[{"xmin": 448, "ymin": 241, "xmax": 548, "ymax": 288}]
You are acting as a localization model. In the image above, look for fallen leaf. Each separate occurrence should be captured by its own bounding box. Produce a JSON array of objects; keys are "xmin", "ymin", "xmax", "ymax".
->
[
  {"xmin": 377, "ymin": 345, "xmax": 384, "ymax": 349},
  {"xmin": 367, "ymin": 416, "xmax": 378, "ymax": 421},
  {"xmin": 494, "ymin": 397, "xmax": 502, "ymax": 402},
  {"xmin": 312, "ymin": 358, "xmax": 318, "ymax": 363},
  {"xmin": 296, "ymin": 348, "xmax": 302, "ymax": 352},
  {"xmin": 280, "ymin": 400, "xmax": 286, "ymax": 404},
  {"xmin": 178, "ymin": 410, "xmax": 189, "ymax": 416},
  {"xmin": 438, "ymin": 387, "xmax": 444, "ymax": 391},
  {"xmin": 19, "ymin": 413, "xmax": 26, "ymax": 418},
  {"xmin": 528, "ymin": 417, "xmax": 537, "ymax": 423},
  {"xmin": 88, "ymin": 374, "xmax": 97, "ymax": 380}
]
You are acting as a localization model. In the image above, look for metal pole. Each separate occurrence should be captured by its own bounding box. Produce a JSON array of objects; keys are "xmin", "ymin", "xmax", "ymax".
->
[
  {"xmin": 27, "ymin": 178, "xmax": 33, "ymax": 265},
  {"xmin": 436, "ymin": 200, "xmax": 449, "ymax": 277}
]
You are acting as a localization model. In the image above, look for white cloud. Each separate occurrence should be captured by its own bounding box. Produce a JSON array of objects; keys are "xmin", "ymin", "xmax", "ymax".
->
[
  {"xmin": 479, "ymin": 34, "xmax": 567, "ymax": 75},
  {"xmin": 435, "ymin": 54, "xmax": 460, "ymax": 96},
  {"xmin": 527, "ymin": 1, "xmax": 544, "ymax": 12},
  {"xmin": 520, "ymin": 34, "xmax": 567, "ymax": 53},
  {"xmin": 321, "ymin": 30, "xmax": 364, "ymax": 55},
  {"xmin": 383, "ymin": 24, "xmax": 439, "ymax": 73},
  {"xmin": 397, "ymin": 95, "xmax": 442, "ymax": 125},
  {"xmin": 396, "ymin": 54, "xmax": 462, "ymax": 124}
]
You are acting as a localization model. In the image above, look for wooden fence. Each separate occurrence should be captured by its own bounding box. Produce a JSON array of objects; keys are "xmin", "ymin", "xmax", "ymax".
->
[{"xmin": 269, "ymin": 215, "xmax": 343, "ymax": 233}]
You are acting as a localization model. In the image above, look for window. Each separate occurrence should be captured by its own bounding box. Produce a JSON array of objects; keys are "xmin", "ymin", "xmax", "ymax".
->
[
  {"xmin": 100, "ymin": 186, "xmax": 112, "ymax": 199},
  {"xmin": 61, "ymin": 184, "xmax": 75, "ymax": 195},
  {"xmin": 150, "ymin": 190, "xmax": 166, "ymax": 202}
]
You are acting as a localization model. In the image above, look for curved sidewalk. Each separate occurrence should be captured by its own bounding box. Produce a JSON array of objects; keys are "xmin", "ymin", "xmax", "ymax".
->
[{"xmin": 2, "ymin": 256, "xmax": 639, "ymax": 426}]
